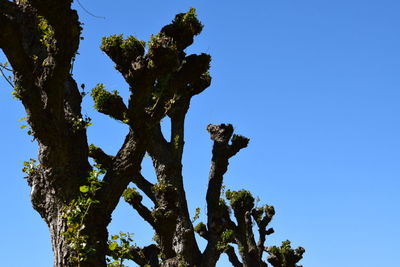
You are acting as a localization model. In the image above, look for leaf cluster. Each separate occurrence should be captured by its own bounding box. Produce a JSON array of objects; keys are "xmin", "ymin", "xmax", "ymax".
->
[
  {"xmin": 22, "ymin": 158, "xmax": 39, "ymax": 177},
  {"xmin": 62, "ymin": 168, "xmax": 104, "ymax": 263},
  {"xmin": 91, "ymin": 84, "xmax": 127, "ymax": 121},
  {"xmin": 37, "ymin": 16, "xmax": 54, "ymax": 48},
  {"xmin": 71, "ymin": 115, "xmax": 92, "ymax": 132},
  {"xmin": 107, "ymin": 232, "xmax": 136, "ymax": 267}
]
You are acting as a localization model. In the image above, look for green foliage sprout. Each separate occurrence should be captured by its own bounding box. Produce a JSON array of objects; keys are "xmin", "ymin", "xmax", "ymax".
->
[
  {"xmin": 226, "ymin": 189, "xmax": 255, "ymax": 211},
  {"xmin": 194, "ymin": 222, "xmax": 206, "ymax": 234},
  {"xmin": 123, "ymin": 188, "xmax": 142, "ymax": 203},
  {"xmin": 91, "ymin": 84, "xmax": 120, "ymax": 113},
  {"xmin": 191, "ymin": 207, "xmax": 201, "ymax": 223},
  {"xmin": 100, "ymin": 34, "xmax": 145, "ymax": 58},
  {"xmin": 121, "ymin": 36, "xmax": 146, "ymax": 56},
  {"xmin": 22, "ymin": 158, "xmax": 39, "ymax": 177},
  {"xmin": 101, "ymin": 34, "xmax": 123, "ymax": 50},
  {"xmin": 172, "ymin": 7, "xmax": 203, "ymax": 36},
  {"xmin": 153, "ymin": 180, "xmax": 176, "ymax": 194},
  {"xmin": 62, "ymin": 168, "xmax": 104, "ymax": 264},
  {"xmin": 173, "ymin": 134, "xmax": 180, "ymax": 150},
  {"xmin": 71, "ymin": 116, "xmax": 92, "ymax": 132},
  {"xmin": 37, "ymin": 16, "xmax": 54, "ymax": 48},
  {"xmin": 107, "ymin": 232, "xmax": 136, "ymax": 267},
  {"xmin": 216, "ymin": 229, "xmax": 235, "ymax": 252}
]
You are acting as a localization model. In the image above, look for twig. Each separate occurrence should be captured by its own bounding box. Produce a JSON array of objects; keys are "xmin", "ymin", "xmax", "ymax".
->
[
  {"xmin": 0, "ymin": 64, "xmax": 12, "ymax": 71},
  {"xmin": 76, "ymin": 0, "xmax": 105, "ymax": 19},
  {"xmin": 0, "ymin": 65, "xmax": 14, "ymax": 88}
]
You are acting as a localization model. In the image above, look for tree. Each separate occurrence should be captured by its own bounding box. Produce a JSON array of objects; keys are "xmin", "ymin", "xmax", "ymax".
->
[{"xmin": 0, "ymin": 1, "xmax": 304, "ymax": 266}]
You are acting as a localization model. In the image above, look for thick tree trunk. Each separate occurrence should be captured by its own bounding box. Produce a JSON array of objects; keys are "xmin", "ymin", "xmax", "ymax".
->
[
  {"xmin": 46, "ymin": 207, "xmax": 109, "ymax": 267},
  {"xmin": 49, "ymin": 209, "xmax": 73, "ymax": 266},
  {"xmin": 28, "ymin": 141, "xmax": 109, "ymax": 266}
]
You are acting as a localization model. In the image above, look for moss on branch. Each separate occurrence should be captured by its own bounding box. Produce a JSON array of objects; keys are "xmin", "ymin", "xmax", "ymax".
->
[
  {"xmin": 101, "ymin": 34, "xmax": 146, "ymax": 72},
  {"xmin": 123, "ymin": 187, "xmax": 143, "ymax": 204},
  {"xmin": 91, "ymin": 84, "xmax": 127, "ymax": 121},
  {"xmin": 226, "ymin": 189, "xmax": 255, "ymax": 213},
  {"xmin": 161, "ymin": 7, "xmax": 203, "ymax": 50}
]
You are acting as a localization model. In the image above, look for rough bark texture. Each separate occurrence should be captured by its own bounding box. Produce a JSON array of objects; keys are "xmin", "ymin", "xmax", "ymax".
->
[{"xmin": 1, "ymin": 2, "xmax": 304, "ymax": 266}]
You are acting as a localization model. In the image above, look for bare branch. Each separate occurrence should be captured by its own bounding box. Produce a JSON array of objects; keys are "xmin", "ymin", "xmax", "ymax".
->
[
  {"xmin": 124, "ymin": 188, "xmax": 157, "ymax": 230},
  {"xmin": 0, "ymin": 62, "xmax": 12, "ymax": 72},
  {"xmin": 170, "ymin": 108, "xmax": 188, "ymax": 161},
  {"xmin": 147, "ymin": 123, "xmax": 173, "ymax": 161},
  {"xmin": 203, "ymin": 124, "xmax": 249, "ymax": 265},
  {"xmin": 88, "ymin": 144, "xmax": 114, "ymax": 170},
  {"xmin": 128, "ymin": 244, "xmax": 160, "ymax": 267},
  {"xmin": 225, "ymin": 246, "xmax": 243, "ymax": 267},
  {"xmin": 76, "ymin": 0, "xmax": 105, "ymax": 19},
  {"xmin": 0, "ymin": 65, "xmax": 14, "ymax": 88},
  {"xmin": 131, "ymin": 172, "xmax": 156, "ymax": 204},
  {"xmin": 97, "ymin": 130, "xmax": 146, "ymax": 216},
  {"xmin": 252, "ymin": 205, "xmax": 275, "ymax": 259},
  {"xmin": 146, "ymin": 123, "xmax": 202, "ymax": 261},
  {"xmin": 229, "ymin": 134, "xmax": 249, "ymax": 157}
]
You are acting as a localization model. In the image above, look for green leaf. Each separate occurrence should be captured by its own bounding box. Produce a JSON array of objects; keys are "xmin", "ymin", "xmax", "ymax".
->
[
  {"xmin": 109, "ymin": 241, "xmax": 118, "ymax": 251},
  {"xmin": 111, "ymin": 235, "xmax": 119, "ymax": 240},
  {"xmin": 79, "ymin": 185, "xmax": 89, "ymax": 193},
  {"xmin": 20, "ymin": 125, "xmax": 27, "ymax": 129}
]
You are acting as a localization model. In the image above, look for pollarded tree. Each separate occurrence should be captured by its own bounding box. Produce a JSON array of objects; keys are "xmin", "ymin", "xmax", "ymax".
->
[{"xmin": 0, "ymin": 1, "xmax": 304, "ymax": 266}]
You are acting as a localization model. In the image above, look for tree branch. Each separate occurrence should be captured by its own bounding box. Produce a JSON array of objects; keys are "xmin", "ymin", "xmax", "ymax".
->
[
  {"xmin": 88, "ymin": 144, "xmax": 114, "ymax": 170},
  {"xmin": 91, "ymin": 84, "xmax": 128, "ymax": 121},
  {"xmin": 170, "ymin": 106, "xmax": 188, "ymax": 161},
  {"xmin": 203, "ymin": 124, "xmax": 249, "ymax": 266},
  {"xmin": 0, "ymin": 1, "xmax": 35, "ymax": 84},
  {"xmin": 170, "ymin": 53, "xmax": 211, "ymax": 97},
  {"xmin": 146, "ymin": 123, "xmax": 202, "ymax": 261},
  {"xmin": 205, "ymin": 124, "xmax": 234, "ymax": 223},
  {"xmin": 27, "ymin": 0, "xmax": 80, "ymax": 56},
  {"xmin": 97, "ymin": 130, "xmax": 146, "ymax": 216},
  {"xmin": 1, "ymin": 0, "xmax": 85, "ymax": 142},
  {"xmin": 194, "ymin": 222, "xmax": 209, "ymax": 240},
  {"xmin": 252, "ymin": 205, "xmax": 275, "ymax": 260},
  {"xmin": 225, "ymin": 246, "xmax": 243, "ymax": 267},
  {"xmin": 229, "ymin": 134, "xmax": 250, "ymax": 157},
  {"xmin": 128, "ymin": 244, "xmax": 160, "ymax": 267},
  {"xmin": 131, "ymin": 172, "xmax": 156, "ymax": 204},
  {"xmin": 124, "ymin": 188, "xmax": 157, "ymax": 230},
  {"xmin": 147, "ymin": 123, "xmax": 173, "ymax": 164},
  {"xmin": 0, "ymin": 64, "xmax": 14, "ymax": 88},
  {"xmin": 225, "ymin": 189, "xmax": 261, "ymax": 266}
]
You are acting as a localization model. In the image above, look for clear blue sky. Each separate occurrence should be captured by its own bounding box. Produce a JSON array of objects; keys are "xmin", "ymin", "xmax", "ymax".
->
[{"xmin": 1, "ymin": 0, "xmax": 399, "ymax": 266}]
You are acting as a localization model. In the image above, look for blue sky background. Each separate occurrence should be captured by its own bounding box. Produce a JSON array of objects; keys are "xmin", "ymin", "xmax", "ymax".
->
[{"xmin": 1, "ymin": 0, "xmax": 399, "ymax": 266}]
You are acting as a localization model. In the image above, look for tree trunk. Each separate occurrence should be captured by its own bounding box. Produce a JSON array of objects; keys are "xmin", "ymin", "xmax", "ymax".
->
[
  {"xmin": 49, "ymin": 209, "xmax": 73, "ymax": 266},
  {"xmin": 47, "ymin": 209, "xmax": 109, "ymax": 267}
]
